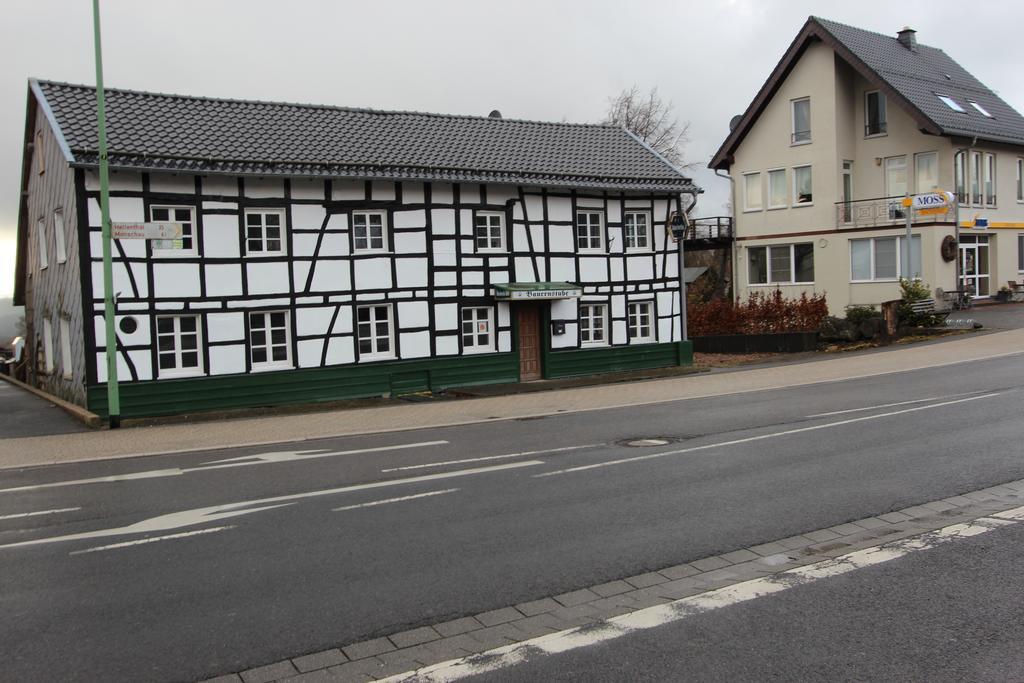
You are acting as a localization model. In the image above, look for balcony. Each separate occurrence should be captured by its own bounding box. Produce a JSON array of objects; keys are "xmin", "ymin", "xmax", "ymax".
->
[
  {"xmin": 835, "ymin": 195, "xmax": 954, "ymax": 228},
  {"xmin": 684, "ymin": 216, "xmax": 733, "ymax": 250}
]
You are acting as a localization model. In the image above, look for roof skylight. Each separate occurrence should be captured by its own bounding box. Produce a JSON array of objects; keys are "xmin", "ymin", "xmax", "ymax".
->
[
  {"xmin": 968, "ymin": 101, "xmax": 993, "ymax": 118},
  {"xmin": 936, "ymin": 94, "xmax": 966, "ymax": 112}
]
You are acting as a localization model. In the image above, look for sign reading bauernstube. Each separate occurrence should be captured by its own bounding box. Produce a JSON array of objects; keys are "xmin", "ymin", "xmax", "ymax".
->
[
  {"xmin": 112, "ymin": 222, "xmax": 183, "ymax": 240},
  {"xmin": 502, "ymin": 287, "xmax": 583, "ymax": 300}
]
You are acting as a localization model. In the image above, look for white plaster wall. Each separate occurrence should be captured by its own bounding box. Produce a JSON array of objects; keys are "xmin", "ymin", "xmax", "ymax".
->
[
  {"xmin": 353, "ymin": 258, "xmax": 393, "ymax": 290},
  {"xmin": 202, "ymin": 175, "xmax": 239, "ymax": 196},
  {"xmin": 400, "ymin": 331, "xmax": 431, "ymax": 358},
  {"xmin": 246, "ymin": 262, "xmax": 292, "ymax": 296},
  {"xmin": 398, "ymin": 301, "xmax": 429, "ymax": 328},
  {"xmin": 209, "ymin": 345, "xmax": 247, "ymax": 375},
  {"xmin": 395, "ymin": 259, "xmax": 428, "ymax": 288}
]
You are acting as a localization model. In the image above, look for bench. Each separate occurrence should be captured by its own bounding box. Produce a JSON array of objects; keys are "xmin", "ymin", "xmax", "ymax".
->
[{"xmin": 907, "ymin": 298, "xmax": 949, "ymax": 322}]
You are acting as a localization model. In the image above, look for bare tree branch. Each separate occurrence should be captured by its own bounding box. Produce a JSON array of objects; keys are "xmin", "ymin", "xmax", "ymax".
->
[{"xmin": 602, "ymin": 85, "xmax": 693, "ymax": 169}]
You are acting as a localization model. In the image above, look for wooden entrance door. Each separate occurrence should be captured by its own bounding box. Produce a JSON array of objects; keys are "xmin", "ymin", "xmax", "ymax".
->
[{"xmin": 517, "ymin": 304, "xmax": 542, "ymax": 381}]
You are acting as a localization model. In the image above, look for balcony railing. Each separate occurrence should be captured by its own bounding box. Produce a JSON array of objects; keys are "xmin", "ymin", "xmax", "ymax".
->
[
  {"xmin": 865, "ymin": 121, "xmax": 887, "ymax": 136},
  {"xmin": 835, "ymin": 195, "xmax": 954, "ymax": 228},
  {"xmin": 686, "ymin": 216, "xmax": 733, "ymax": 241}
]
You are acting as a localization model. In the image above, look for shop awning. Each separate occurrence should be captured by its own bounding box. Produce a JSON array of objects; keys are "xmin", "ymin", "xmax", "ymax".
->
[{"xmin": 493, "ymin": 282, "xmax": 583, "ymax": 300}]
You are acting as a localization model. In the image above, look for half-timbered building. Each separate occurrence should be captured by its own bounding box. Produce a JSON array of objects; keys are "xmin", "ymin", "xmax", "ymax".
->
[{"xmin": 14, "ymin": 80, "xmax": 699, "ymax": 419}]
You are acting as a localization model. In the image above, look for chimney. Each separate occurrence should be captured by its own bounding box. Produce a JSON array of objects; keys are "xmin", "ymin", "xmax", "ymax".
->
[{"xmin": 897, "ymin": 26, "xmax": 917, "ymax": 52}]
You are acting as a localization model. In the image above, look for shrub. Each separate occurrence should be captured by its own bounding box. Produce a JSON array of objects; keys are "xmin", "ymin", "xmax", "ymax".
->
[
  {"xmin": 897, "ymin": 278, "xmax": 943, "ymax": 327},
  {"xmin": 844, "ymin": 305, "xmax": 880, "ymax": 326},
  {"xmin": 688, "ymin": 289, "xmax": 828, "ymax": 336}
]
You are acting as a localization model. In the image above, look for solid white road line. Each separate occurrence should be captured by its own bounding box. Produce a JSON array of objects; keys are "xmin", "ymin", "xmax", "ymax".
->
[
  {"xmin": 0, "ymin": 440, "xmax": 450, "ymax": 494},
  {"xmin": 383, "ymin": 505, "xmax": 1024, "ymax": 682},
  {"xmin": 805, "ymin": 393, "xmax": 975, "ymax": 418},
  {"xmin": 536, "ymin": 392, "xmax": 1001, "ymax": 478},
  {"xmin": 0, "ymin": 507, "xmax": 81, "ymax": 521},
  {"xmin": 0, "ymin": 460, "xmax": 544, "ymax": 551},
  {"xmin": 332, "ymin": 489, "xmax": 459, "ymax": 511},
  {"xmin": 68, "ymin": 526, "xmax": 234, "ymax": 555},
  {"xmin": 379, "ymin": 444, "xmax": 602, "ymax": 473}
]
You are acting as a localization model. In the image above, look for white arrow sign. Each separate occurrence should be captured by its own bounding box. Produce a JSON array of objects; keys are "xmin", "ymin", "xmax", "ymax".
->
[{"xmin": 111, "ymin": 222, "xmax": 183, "ymax": 240}]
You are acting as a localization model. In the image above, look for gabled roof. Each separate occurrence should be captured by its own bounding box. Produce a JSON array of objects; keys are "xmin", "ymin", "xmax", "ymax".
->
[
  {"xmin": 711, "ymin": 16, "xmax": 1024, "ymax": 169},
  {"xmin": 29, "ymin": 79, "xmax": 696, "ymax": 193}
]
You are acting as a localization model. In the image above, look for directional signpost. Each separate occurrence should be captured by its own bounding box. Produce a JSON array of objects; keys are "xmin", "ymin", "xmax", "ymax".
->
[
  {"xmin": 902, "ymin": 191, "xmax": 954, "ymax": 280},
  {"xmin": 111, "ymin": 222, "xmax": 183, "ymax": 240}
]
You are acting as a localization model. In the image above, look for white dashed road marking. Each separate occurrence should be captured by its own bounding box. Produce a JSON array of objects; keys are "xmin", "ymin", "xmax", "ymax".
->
[
  {"xmin": 0, "ymin": 507, "xmax": 81, "ymax": 521},
  {"xmin": 69, "ymin": 526, "xmax": 235, "ymax": 555},
  {"xmin": 332, "ymin": 489, "xmax": 459, "ymax": 511}
]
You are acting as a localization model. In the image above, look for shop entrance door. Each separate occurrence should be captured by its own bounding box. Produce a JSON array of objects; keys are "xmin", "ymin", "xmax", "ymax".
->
[
  {"xmin": 959, "ymin": 234, "xmax": 990, "ymax": 296},
  {"xmin": 516, "ymin": 304, "xmax": 542, "ymax": 381}
]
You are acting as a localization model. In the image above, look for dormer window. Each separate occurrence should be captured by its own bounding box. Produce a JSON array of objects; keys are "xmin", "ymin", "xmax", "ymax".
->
[
  {"xmin": 865, "ymin": 91, "xmax": 887, "ymax": 136},
  {"xmin": 969, "ymin": 101, "xmax": 993, "ymax": 118},
  {"xmin": 937, "ymin": 94, "xmax": 966, "ymax": 112},
  {"xmin": 791, "ymin": 98, "xmax": 811, "ymax": 144}
]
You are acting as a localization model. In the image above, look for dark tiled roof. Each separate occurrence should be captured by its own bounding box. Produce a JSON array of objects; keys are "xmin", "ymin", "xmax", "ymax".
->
[
  {"xmin": 815, "ymin": 18, "xmax": 1024, "ymax": 145},
  {"xmin": 711, "ymin": 17, "xmax": 1024, "ymax": 168},
  {"xmin": 33, "ymin": 80, "xmax": 695, "ymax": 192}
]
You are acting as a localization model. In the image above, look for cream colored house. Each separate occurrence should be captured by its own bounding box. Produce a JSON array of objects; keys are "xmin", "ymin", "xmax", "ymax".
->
[{"xmin": 711, "ymin": 17, "xmax": 1024, "ymax": 314}]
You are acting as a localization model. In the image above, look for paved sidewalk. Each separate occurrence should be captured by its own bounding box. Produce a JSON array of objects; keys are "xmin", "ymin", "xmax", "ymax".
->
[
  {"xmin": 0, "ymin": 378, "xmax": 88, "ymax": 438},
  {"xmin": 1, "ymin": 327, "xmax": 1023, "ymax": 469}
]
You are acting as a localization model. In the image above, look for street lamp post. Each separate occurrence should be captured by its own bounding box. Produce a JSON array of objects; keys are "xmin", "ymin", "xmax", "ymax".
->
[{"xmin": 92, "ymin": 0, "xmax": 120, "ymax": 428}]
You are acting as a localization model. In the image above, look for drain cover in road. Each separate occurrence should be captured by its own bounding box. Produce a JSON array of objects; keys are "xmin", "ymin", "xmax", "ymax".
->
[{"xmin": 626, "ymin": 438, "xmax": 670, "ymax": 447}]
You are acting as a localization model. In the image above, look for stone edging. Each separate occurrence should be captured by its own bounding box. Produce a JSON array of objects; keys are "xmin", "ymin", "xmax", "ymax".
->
[{"xmin": 203, "ymin": 478, "xmax": 1024, "ymax": 683}]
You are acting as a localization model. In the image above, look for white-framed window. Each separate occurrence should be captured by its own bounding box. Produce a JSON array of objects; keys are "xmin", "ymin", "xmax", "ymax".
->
[
  {"xmin": 37, "ymin": 218, "xmax": 48, "ymax": 270},
  {"xmin": 151, "ymin": 205, "xmax": 197, "ymax": 256},
  {"xmin": 767, "ymin": 169, "xmax": 787, "ymax": 209},
  {"xmin": 156, "ymin": 315, "xmax": 203, "ymax": 377},
  {"xmin": 461, "ymin": 306, "xmax": 494, "ymax": 353},
  {"xmin": 885, "ymin": 155, "xmax": 908, "ymax": 219},
  {"xmin": 969, "ymin": 101, "xmax": 993, "ymax": 118},
  {"xmin": 865, "ymin": 90, "xmax": 887, "ymax": 136},
  {"xmin": 356, "ymin": 304, "xmax": 394, "ymax": 360},
  {"xmin": 352, "ymin": 210, "xmax": 389, "ymax": 253},
  {"xmin": 42, "ymin": 318, "xmax": 54, "ymax": 373},
  {"xmin": 248, "ymin": 311, "xmax": 291, "ymax": 369},
  {"xmin": 627, "ymin": 301, "xmax": 655, "ymax": 343},
  {"xmin": 1017, "ymin": 159, "xmax": 1023, "ymax": 203},
  {"xmin": 793, "ymin": 165, "xmax": 813, "ymax": 205},
  {"xmin": 576, "ymin": 211, "xmax": 604, "ymax": 252},
  {"xmin": 579, "ymin": 303, "xmax": 609, "ymax": 346},
  {"xmin": 623, "ymin": 211, "xmax": 652, "ymax": 250},
  {"xmin": 743, "ymin": 172, "xmax": 762, "ymax": 211},
  {"xmin": 474, "ymin": 212, "xmax": 505, "ymax": 252},
  {"xmin": 915, "ymin": 152, "xmax": 938, "ymax": 193},
  {"xmin": 53, "ymin": 210, "xmax": 67, "ymax": 264},
  {"xmin": 955, "ymin": 153, "xmax": 968, "ymax": 205},
  {"xmin": 244, "ymin": 208, "xmax": 286, "ymax": 255},
  {"xmin": 791, "ymin": 97, "xmax": 811, "ymax": 144},
  {"xmin": 984, "ymin": 153, "xmax": 997, "ymax": 207},
  {"xmin": 59, "ymin": 317, "xmax": 72, "ymax": 380},
  {"xmin": 971, "ymin": 151, "xmax": 982, "ymax": 205},
  {"xmin": 937, "ymin": 94, "xmax": 966, "ymax": 113},
  {"xmin": 747, "ymin": 243, "xmax": 814, "ymax": 285},
  {"xmin": 850, "ymin": 236, "xmax": 921, "ymax": 282},
  {"xmin": 36, "ymin": 130, "xmax": 44, "ymax": 175}
]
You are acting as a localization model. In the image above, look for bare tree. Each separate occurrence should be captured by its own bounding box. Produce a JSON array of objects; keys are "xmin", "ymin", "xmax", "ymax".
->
[{"xmin": 603, "ymin": 85, "xmax": 691, "ymax": 168}]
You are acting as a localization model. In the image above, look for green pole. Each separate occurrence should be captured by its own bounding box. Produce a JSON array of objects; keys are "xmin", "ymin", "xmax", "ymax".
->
[{"xmin": 93, "ymin": 0, "xmax": 120, "ymax": 428}]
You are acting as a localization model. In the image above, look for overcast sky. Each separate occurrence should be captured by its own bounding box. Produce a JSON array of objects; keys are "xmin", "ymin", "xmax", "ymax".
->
[{"xmin": 2, "ymin": 0, "xmax": 1023, "ymax": 301}]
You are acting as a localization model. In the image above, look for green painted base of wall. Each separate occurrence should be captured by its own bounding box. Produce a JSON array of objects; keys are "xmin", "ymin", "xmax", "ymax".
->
[
  {"xmin": 88, "ymin": 352, "xmax": 520, "ymax": 419},
  {"xmin": 544, "ymin": 341, "xmax": 693, "ymax": 380}
]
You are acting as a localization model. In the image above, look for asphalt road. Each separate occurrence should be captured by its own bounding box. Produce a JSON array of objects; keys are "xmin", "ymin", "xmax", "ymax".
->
[
  {"xmin": 2, "ymin": 354, "xmax": 1024, "ymax": 681},
  {"xmin": 477, "ymin": 519, "xmax": 1024, "ymax": 682}
]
